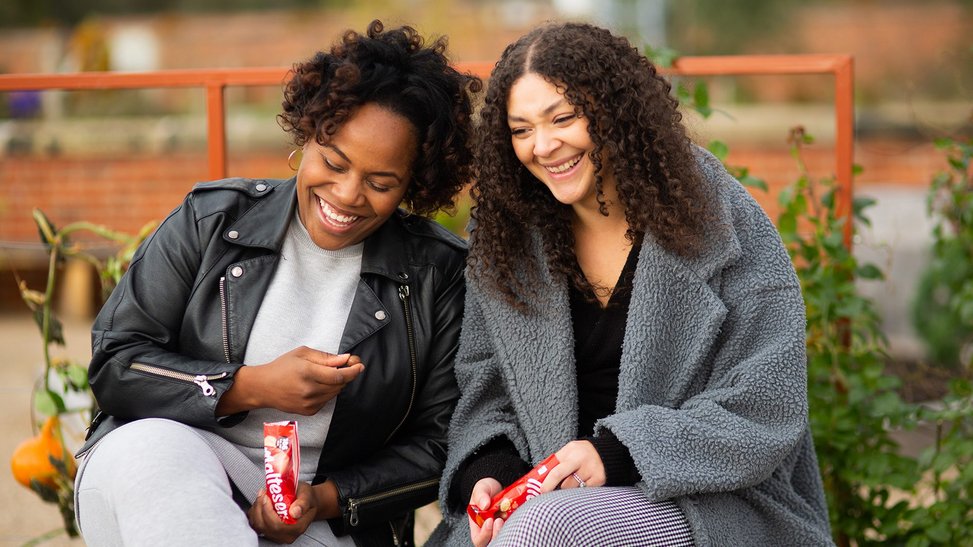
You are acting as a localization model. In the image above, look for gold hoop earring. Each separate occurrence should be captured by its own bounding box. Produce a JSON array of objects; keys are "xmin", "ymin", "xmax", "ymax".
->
[{"xmin": 287, "ymin": 149, "xmax": 302, "ymax": 171}]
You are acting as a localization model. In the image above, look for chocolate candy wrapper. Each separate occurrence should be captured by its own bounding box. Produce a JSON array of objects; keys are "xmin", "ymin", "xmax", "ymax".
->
[
  {"xmin": 264, "ymin": 420, "xmax": 301, "ymax": 524},
  {"xmin": 467, "ymin": 453, "xmax": 559, "ymax": 527}
]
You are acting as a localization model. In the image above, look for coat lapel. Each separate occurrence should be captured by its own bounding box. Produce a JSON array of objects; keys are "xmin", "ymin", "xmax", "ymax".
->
[
  {"xmin": 338, "ymin": 279, "xmax": 390, "ymax": 353},
  {"xmin": 480, "ymin": 234, "xmax": 578, "ymax": 459},
  {"xmin": 617, "ymin": 200, "xmax": 742, "ymax": 411},
  {"xmin": 617, "ymin": 240, "xmax": 727, "ymax": 411}
]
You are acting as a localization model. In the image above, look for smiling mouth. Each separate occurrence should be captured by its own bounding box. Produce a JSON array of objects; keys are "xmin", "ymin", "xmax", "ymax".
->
[
  {"xmin": 318, "ymin": 197, "xmax": 360, "ymax": 226},
  {"xmin": 544, "ymin": 154, "xmax": 582, "ymax": 174}
]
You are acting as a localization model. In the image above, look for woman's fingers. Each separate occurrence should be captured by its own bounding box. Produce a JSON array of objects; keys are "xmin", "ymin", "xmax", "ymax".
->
[
  {"xmin": 296, "ymin": 349, "xmax": 365, "ymax": 386},
  {"xmin": 492, "ymin": 517, "xmax": 504, "ymax": 541},
  {"xmin": 542, "ymin": 439, "xmax": 606, "ymax": 492},
  {"xmin": 559, "ymin": 470, "xmax": 587, "ymax": 490},
  {"xmin": 470, "ymin": 517, "xmax": 494, "ymax": 547}
]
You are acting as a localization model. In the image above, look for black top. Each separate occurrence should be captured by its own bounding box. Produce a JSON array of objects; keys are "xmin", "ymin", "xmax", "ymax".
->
[
  {"xmin": 570, "ymin": 240, "xmax": 640, "ymax": 437},
  {"xmin": 451, "ymin": 241, "xmax": 642, "ymax": 508}
]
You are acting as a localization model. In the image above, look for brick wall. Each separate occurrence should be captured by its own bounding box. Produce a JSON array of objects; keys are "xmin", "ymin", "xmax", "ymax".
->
[
  {"xmin": 0, "ymin": 138, "xmax": 951, "ymax": 313},
  {"xmin": 1, "ymin": 153, "xmax": 285, "ymax": 240},
  {"xmin": 0, "ymin": 151, "xmax": 291, "ymax": 312},
  {"xmin": 0, "ymin": 138, "xmax": 947, "ymax": 244}
]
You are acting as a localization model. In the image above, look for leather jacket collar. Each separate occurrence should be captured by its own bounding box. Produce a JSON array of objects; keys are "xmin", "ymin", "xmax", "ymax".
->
[{"xmin": 220, "ymin": 176, "xmax": 425, "ymax": 281}]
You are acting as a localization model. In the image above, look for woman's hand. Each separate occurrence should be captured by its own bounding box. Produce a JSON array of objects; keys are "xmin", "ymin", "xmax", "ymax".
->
[
  {"xmin": 542, "ymin": 440, "xmax": 607, "ymax": 492},
  {"xmin": 468, "ymin": 477, "xmax": 503, "ymax": 547},
  {"xmin": 218, "ymin": 347, "xmax": 365, "ymax": 415},
  {"xmin": 248, "ymin": 481, "xmax": 318, "ymax": 544}
]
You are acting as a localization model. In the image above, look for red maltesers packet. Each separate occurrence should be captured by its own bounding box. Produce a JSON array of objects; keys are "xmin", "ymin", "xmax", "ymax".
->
[
  {"xmin": 264, "ymin": 420, "xmax": 301, "ymax": 524},
  {"xmin": 467, "ymin": 453, "xmax": 559, "ymax": 527}
]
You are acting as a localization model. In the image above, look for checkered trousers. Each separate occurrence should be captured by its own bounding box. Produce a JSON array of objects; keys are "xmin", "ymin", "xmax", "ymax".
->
[{"xmin": 492, "ymin": 486, "xmax": 694, "ymax": 546}]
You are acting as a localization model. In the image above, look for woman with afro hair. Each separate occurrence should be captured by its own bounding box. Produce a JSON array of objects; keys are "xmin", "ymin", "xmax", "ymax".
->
[
  {"xmin": 430, "ymin": 22, "xmax": 833, "ymax": 546},
  {"xmin": 74, "ymin": 20, "xmax": 479, "ymax": 546}
]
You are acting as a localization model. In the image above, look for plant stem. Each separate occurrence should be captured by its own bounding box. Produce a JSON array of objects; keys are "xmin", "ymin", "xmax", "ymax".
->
[
  {"xmin": 59, "ymin": 221, "xmax": 133, "ymax": 242},
  {"xmin": 40, "ymin": 241, "xmax": 59, "ymax": 393},
  {"xmin": 21, "ymin": 527, "xmax": 66, "ymax": 547}
]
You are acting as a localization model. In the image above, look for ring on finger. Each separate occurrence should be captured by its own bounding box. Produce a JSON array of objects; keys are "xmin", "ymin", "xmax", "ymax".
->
[{"xmin": 572, "ymin": 472, "xmax": 586, "ymax": 488}]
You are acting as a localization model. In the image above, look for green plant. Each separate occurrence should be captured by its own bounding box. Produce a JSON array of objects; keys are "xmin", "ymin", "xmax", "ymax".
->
[
  {"xmin": 644, "ymin": 47, "xmax": 769, "ymax": 195},
  {"xmin": 12, "ymin": 209, "xmax": 154, "ymax": 539},
  {"xmin": 778, "ymin": 127, "xmax": 909, "ymax": 545},
  {"xmin": 899, "ymin": 131, "xmax": 973, "ymax": 546},
  {"xmin": 433, "ymin": 190, "xmax": 473, "ymax": 239},
  {"xmin": 779, "ymin": 128, "xmax": 973, "ymax": 546},
  {"xmin": 667, "ymin": 50, "xmax": 973, "ymax": 541},
  {"xmin": 912, "ymin": 135, "xmax": 973, "ymax": 370}
]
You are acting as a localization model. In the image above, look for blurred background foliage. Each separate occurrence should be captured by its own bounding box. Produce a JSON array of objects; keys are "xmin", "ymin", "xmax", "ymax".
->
[
  {"xmin": 0, "ymin": 0, "xmax": 349, "ymax": 27},
  {"xmin": 2, "ymin": 0, "xmax": 970, "ymax": 109}
]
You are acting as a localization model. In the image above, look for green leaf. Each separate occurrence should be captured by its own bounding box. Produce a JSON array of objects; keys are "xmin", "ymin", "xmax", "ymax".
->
[
  {"xmin": 32, "ymin": 209, "xmax": 58, "ymax": 249},
  {"xmin": 32, "ymin": 308, "xmax": 66, "ymax": 346},
  {"xmin": 708, "ymin": 140, "xmax": 729, "ymax": 161},
  {"xmin": 926, "ymin": 519, "xmax": 952, "ymax": 543},
  {"xmin": 30, "ymin": 307, "xmax": 44, "ymax": 336},
  {"xmin": 34, "ymin": 388, "xmax": 66, "ymax": 416},
  {"xmin": 856, "ymin": 263, "xmax": 884, "ymax": 280},
  {"xmin": 692, "ymin": 82, "xmax": 712, "ymax": 118},
  {"xmin": 644, "ymin": 45, "xmax": 680, "ymax": 67},
  {"xmin": 957, "ymin": 300, "xmax": 973, "ymax": 325},
  {"xmin": 66, "ymin": 364, "xmax": 89, "ymax": 390},
  {"xmin": 778, "ymin": 211, "xmax": 797, "ymax": 236},
  {"xmin": 823, "ymin": 231, "xmax": 845, "ymax": 252},
  {"xmin": 739, "ymin": 174, "xmax": 769, "ymax": 192},
  {"xmin": 853, "ymin": 196, "xmax": 876, "ymax": 214},
  {"xmin": 905, "ymin": 533, "xmax": 931, "ymax": 547},
  {"xmin": 29, "ymin": 479, "xmax": 60, "ymax": 504},
  {"xmin": 825, "ymin": 191, "xmax": 841, "ymax": 213},
  {"xmin": 675, "ymin": 83, "xmax": 691, "ymax": 103}
]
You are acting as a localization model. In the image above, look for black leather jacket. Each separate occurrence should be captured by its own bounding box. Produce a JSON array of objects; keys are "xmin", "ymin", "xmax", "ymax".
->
[{"xmin": 79, "ymin": 177, "xmax": 465, "ymax": 545}]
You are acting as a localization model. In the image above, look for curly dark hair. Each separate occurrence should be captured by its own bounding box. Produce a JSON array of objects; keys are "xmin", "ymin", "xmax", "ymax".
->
[
  {"xmin": 278, "ymin": 20, "xmax": 481, "ymax": 216},
  {"xmin": 470, "ymin": 22, "xmax": 713, "ymax": 308}
]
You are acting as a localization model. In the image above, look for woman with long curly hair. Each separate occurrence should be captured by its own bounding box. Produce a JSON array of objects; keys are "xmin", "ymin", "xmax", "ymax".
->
[
  {"xmin": 429, "ymin": 22, "xmax": 833, "ymax": 546},
  {"xmin": 73, "ymin": 20, "xmax": 479, "ymax": 546}
]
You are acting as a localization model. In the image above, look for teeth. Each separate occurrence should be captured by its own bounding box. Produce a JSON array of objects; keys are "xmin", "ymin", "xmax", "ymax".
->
[
  {"xmin": 546, "ymin": 155, "xmax": 581, "ymax": 174},
  {"xmin": 318, "ymin": 197, "xmax": 359, "ymax": 224}
]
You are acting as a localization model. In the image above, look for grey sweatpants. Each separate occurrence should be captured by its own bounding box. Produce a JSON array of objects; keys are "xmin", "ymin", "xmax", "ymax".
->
[{"xmin": 74, "ymin": 418, "xmax": 349, "ymax": 547}]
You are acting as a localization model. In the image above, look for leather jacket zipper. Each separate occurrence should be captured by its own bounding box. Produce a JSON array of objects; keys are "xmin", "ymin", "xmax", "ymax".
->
[
  {"xmin": 384, "ymin": 285, "xmax": 418, "ymax": 444},
  {"xmin": 130, "ymin": 363, "xmax": 227, "ymax": 397},
  {"xmin": 346, "ymin": 477, "xmax": 438, "ymax": 529},
  {"xmin": 219, "ymin": 276, "xmax": 230, "ymax": 363}
]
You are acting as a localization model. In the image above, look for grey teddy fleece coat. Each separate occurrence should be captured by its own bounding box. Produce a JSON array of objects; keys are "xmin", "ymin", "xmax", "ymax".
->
[{"xmin": 429, "ymin": 148, "xmax": 834, "ymax": 546}]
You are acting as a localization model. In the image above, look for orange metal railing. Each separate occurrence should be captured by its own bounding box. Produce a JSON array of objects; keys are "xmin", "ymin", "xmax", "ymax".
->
[
  {"xmin": 0, "ymin": 55, "xmax": 854, "ymax": 245},
  {"xmin": 662, "ymin": 54, "xmax": 855, "ymax": 247}
]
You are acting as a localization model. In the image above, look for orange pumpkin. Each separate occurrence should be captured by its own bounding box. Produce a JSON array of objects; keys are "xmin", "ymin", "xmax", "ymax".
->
[{"xmin": 10, "ymin": 415, "xmax": 75, "ymax": 489}]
